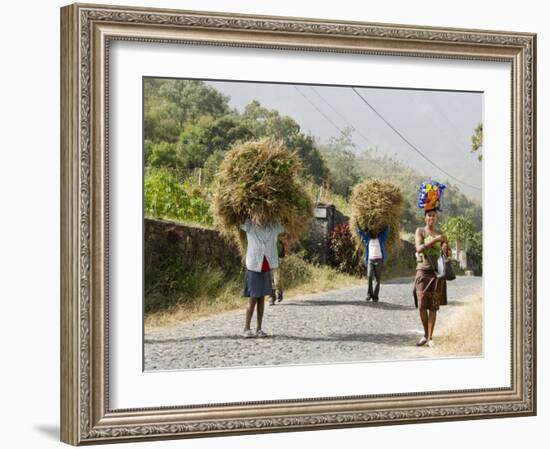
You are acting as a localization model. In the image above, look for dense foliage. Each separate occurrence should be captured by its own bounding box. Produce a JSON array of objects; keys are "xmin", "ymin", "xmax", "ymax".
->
[
  {"xmin": 143, "ymin": 78, "xmax": 482, "ymax": 247},
  {"xmin": 328, "ymin": 223, "xmax": 361, "ymax": 275},
  {"xmin": 144, "ymin": 168, "xmax": 214, "ymax": 226}
]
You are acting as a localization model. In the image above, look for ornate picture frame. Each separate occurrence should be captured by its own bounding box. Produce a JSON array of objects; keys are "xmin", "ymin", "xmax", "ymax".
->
[{"xmin": 60, "ymin": 3, "xmax": 536, "ymax": 445}]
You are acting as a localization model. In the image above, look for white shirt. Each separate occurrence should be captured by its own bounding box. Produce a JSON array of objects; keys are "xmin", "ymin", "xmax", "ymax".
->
[
  {"xmin": 368, "ymin": 237, "xmax": 382, "ymax": 260},
  {"xmin": 240, "ymin": 219, "xmax": 284, "ymax": 272}
]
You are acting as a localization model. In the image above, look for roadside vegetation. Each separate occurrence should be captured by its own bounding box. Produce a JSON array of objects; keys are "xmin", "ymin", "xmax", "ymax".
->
[{"xmin": 143, "ymin": 79, "xmax": 483, "ymax": 326}]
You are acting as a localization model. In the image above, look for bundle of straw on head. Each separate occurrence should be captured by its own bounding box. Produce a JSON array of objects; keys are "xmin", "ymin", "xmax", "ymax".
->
[
  {"xmin": 350, "ymin": 179, "xmax": 403, "ymax": 255},
  {"xmin": 212, "ymin": 138, "xmax": 313, "ymax": 255}
]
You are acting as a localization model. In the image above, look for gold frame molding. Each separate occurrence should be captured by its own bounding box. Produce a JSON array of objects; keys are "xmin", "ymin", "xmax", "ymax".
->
[{"xmin": 60, "ymin": 3, "xmax": 536, "ymax": 445}]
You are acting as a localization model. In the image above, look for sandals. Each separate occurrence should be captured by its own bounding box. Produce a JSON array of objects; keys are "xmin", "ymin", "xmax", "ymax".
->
[
  {"xmin": 256, "ymin": 329, "xmax": 268, "ymax": 338},
  {"xmin": 417, "ymin": 336, "xmax": 428, "ymax": 346},
  {"xmin": 243, "ymin": 329, "xmax": 269, "ymax": 338},
  {"xmin": 417, "ymin": 337, "xmax": 435, "ymax": 348}
]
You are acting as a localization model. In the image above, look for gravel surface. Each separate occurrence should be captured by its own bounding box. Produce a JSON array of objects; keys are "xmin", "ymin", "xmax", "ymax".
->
[{"xmin": 144, "ymin": 276, "xmax": 482, "ymax": 371}]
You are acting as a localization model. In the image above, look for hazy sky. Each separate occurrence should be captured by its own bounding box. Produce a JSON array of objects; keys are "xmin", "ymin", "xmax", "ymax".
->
[{"xmin": 205, "ymin": 80, "xmax": 483, "ymax": 201}]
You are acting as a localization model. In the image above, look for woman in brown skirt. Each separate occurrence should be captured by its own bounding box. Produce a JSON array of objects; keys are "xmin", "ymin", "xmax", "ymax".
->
[{"xmin": 414, "ymin": 209, "xmax": 452, "ymax": 348}]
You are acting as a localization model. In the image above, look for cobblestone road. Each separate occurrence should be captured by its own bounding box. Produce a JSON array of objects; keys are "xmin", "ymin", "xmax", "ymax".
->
[{"xmin": 144, "ymin": 276, "xmax": 481, "ymax": 371}]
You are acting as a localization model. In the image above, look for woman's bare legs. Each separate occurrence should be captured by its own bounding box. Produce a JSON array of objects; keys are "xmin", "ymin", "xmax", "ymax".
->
[
  {"xmin": 256, "ymin": 297, "xmax": 265, "ymax": 330},
  {"xmin": 427, "ymin": 310, "xmax": 437, "ymax": 340},
  {"xmin": 244, "ymin": 298, "xmax": 257, "ymax": 331},
  {"xmin": 419, "ymin": 309, "xmax": 429, "ymax": 338}
]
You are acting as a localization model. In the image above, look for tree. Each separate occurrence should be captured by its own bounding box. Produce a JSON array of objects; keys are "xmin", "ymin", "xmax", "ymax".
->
[
  {"xmin": 286, "ymin": 133, "xmax": 329, "ymax": 184},
  {"xmin": 144, "ymin": 79, "xmax": 233, "ymax": 143},
  {"xmin": 241, "ymin": 100, "xmax": 329, "ymax": 183},
  {"xmin": 202, "ymin": 150, "xmax": 227, "ymax": 184},
  {"xmin": 241, "ymin": 100, "xmax": 300, "ymax": 138},
  {"xmin": 177, "ymin": 115, "xmax": 253, "ymax": 170},
  {"xmin": 467, "ymin": 230, "xmax": 483, "ymax": 275},
  {"xmin": 442, "ymin": 215, "xmax": 476, "ymax": 258},
  {"xmin": 471, "ymin": 123, "xmax": 483, "ymax": 161},
  {"xmin": 159, "ymin": 80, "xmax": 232, "ymax": 128},
  {"xmin": 321, "ymin": 128, "xmax": 361, "ymax": 198},
  {"xmin": 144, "ymin": 94, "xmax": 181, "ymax": 143},
  {"xmin": 148, "ymin": 141, "xmax": 181, "ymax": 169}
]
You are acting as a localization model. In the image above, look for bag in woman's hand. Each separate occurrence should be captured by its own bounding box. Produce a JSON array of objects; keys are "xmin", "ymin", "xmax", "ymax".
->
[
  {"xmin": 428, "ymin": 253, "xmax": 456, "ymax": 281},
  {"xmin": 436, "ymin": 254, "xmax": 456, "ymax": 281}
]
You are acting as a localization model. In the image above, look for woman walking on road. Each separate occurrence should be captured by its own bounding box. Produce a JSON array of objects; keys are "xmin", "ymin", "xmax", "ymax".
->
[
  {"xmin": 241, "ymin": 219, "xmax": 284, "ymax": 338},
  {"xmin": 212, "ymin": 138, "xmax": 314, "ymax": 338},
  {"xmin": 413, "ymin": 181, "xmax": 451, "ymax": 348}
]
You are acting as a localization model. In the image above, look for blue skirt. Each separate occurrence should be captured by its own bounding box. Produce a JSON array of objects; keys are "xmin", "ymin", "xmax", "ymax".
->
[{"xmin": 243, "ymin": 270, "xmax": 273, "ymax": 298}]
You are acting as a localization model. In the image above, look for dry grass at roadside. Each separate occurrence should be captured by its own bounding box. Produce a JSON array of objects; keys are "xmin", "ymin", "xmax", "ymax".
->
[
  {"xmin": 144, "ymin": 264, "xmax": 364, "ymax": 330},
  {"xmin": 431, "ymin": 294, "xmax": 483, "ymax": 356}
]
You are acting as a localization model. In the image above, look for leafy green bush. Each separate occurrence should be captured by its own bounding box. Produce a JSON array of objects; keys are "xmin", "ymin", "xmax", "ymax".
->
[
  {"xmin": 280, "ymin": 251, "xmax": 313, "ymax": 290},
  {"xmin": 144, "ymin": 168, "xmax": 214, "ymax": 226},
  {"xmin": 148, "ymin": 141, "xmax": 181, "ymax": 169}
]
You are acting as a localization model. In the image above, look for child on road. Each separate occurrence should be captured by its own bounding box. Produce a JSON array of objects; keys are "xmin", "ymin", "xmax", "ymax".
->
[{"xmin": 241, "ymin": 219, "xmax": 284, "ymax": 338}]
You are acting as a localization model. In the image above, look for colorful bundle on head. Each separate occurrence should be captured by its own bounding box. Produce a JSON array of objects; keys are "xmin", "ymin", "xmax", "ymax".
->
[{"xmin": 418, "ymin": 180, "xmax": 446, "ymax": 211}]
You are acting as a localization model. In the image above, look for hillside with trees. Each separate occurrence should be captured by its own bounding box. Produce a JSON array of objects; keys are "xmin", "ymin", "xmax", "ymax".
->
[{"xmin": 143, "ymin": 78, "xmax": 482, "ymax": 251}]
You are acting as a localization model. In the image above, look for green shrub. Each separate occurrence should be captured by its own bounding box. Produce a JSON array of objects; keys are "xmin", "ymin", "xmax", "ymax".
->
[
  {"xmin": 145, "ymin": 259, "xmax": 242, "ymax": 313},
  {"xmin": 383, "ymin": 252, "xmax": 416, "ymax": 278},
  {"xmin": 280, "ymin": 251, "xmax": 313, "ymax": 289},
  {"xmin": 144, "ymin": 168, "xmax": 214, "ymax": 226}
]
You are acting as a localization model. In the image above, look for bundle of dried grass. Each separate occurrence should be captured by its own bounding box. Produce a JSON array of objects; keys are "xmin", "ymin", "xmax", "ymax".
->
[
  {"xmin": 212, "ymin": 138, "xmax": 313, "ymax": 255},
  {"xmin": 350, "ymin": 179, "xmax": 403, "ymax": 256}
]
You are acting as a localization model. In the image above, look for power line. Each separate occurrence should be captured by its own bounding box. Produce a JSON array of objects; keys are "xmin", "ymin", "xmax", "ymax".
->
[
  {"xmin": 351, "ymin": 87, "xmax": 481, "ymax": 192},
  {"xmin": 293, "ymin": 86, "xmax": 387, "ymax": 173},
  {"xmin": 293, "ymin": 86, "xmax": 346, "ymax": 136},
  {"xmin": 309, "ymin": 87, "xmax": 375, "ymax": 148}
]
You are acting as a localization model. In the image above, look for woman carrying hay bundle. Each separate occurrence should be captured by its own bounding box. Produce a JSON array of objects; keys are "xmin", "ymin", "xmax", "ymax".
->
[
  {"xmin": 413, "ymin": 180, "xmax": 452, "ymax": 348},
  {"xmin": 213, "ymin": 138, "xmax": 313, "ymax": 338},
  {"xmin": 351, "ymin": 180, "xmax": 403, "ymax": 303},
  {"xmin": 239, "ymin": 220, "xmax": 284, "ymax": 337}
]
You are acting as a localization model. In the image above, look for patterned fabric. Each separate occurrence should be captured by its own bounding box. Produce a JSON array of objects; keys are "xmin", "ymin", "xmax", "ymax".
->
[
  {"xmin": 413, "ymin": 269, "xmax": 447, "ymax": 311},
  {"xmin": 418, "ymin": 180, "xmax": 446, "ymax": 211}
]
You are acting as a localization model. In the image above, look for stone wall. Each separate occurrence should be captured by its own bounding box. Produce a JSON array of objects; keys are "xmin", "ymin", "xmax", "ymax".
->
[
  {"xmin": 145, "ymin": 216, "xmax": 417, "ymax": 276},
  {"xmin": 144, "ymin": 219, "xmax": 241, "ymax": 273}
]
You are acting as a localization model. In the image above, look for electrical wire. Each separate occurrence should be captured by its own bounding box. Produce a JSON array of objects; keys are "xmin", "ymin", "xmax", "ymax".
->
[
  {"xmin": 310, "ymin": 86, "xmax": 375, "ymax": 148},
  {"xmin": 294, "ymin": 86, "xmax": 386, "ymax": 172},
  {"xmin": 351, "ymin": 87, "xmax": 481, "ymax": 191}
]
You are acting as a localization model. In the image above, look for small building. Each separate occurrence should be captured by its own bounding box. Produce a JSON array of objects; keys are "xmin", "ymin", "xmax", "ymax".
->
[{"xmin": 302, "ymin": 203, "xmax": 348, "ymax": 264}]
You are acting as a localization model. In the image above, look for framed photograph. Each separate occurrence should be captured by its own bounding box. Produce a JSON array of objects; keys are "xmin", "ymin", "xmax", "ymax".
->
[{"xmin": 61, "ymin": 3, "xmax": 536, "ymax": 445}]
